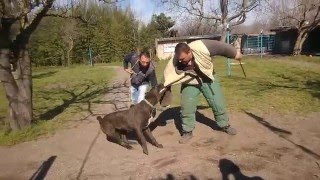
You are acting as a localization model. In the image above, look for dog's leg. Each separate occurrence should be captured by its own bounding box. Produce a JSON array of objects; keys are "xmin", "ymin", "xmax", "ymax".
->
[
  {"xmin": 120, "ymin": 134, "xmax": 129, "ymax": 144},
  {"xmin": 117, "ymin": 132, "xmax": 133, "ymax": 150},
  {"xmin": 117, "ymin": 129, "xmax": 130, "ymax": 144},
  {"xmin": 109, "ymin": 132, "xmax": 133, "ymax": 150},
  {"xmin": 106, "ymin": 125, "xmax": 133, "ymax": 150},
  {"xmin": 143, "ymin": 128, "xmax": 163, "ymax": 148},
  {"xmin": 135, "ymin": 129, "xmax": 149, "ymax": 155}
]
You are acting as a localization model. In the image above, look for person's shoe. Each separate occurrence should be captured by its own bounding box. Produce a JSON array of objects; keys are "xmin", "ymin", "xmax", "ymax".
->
[
  {"xmin": 222, "ymin": 125, "xmax": 237, "ymax": 135},
  {"xmin": 179, "ymin": 132, "xmax": 193, "ymax": 144}
]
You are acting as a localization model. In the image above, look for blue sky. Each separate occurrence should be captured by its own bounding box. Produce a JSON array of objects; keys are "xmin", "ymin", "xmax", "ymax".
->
[
  {"xmin": 54, "ymin": 0, "xmax": 255, "ymax": 25},
  {"xmin": 122, "ymin": 0, "xmax": 255, "ymax": 25},
  {"xmin": 121, "ymin": 0, "xmax": 165, "ymax": 23}
]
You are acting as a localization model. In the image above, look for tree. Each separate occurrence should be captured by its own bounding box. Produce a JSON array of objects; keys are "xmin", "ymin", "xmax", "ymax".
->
[
  {"xmin": 0, "ymin": 0, "xmax": 119, "ymax": 131},
  {"xmin": 139, "ymin": 13, "xmax": 175, "ymax": 51},
  {"xmin": 177, "ymin": 16, "xmax": 219, "ymax": 36},
  {"xmin": 0, "ymin": 0, "xmax": 55, "ymax": 131},
  {"xmin": 266, "ymin": 0, "xmax": 320, "ymax": 55},
  {"xmin": 161, "ymin": 0, "xmax": 260, "ymax": 41},
  {"xmin": 60, "ymin": 20, "xmax": 79, "ymax": 66},
  {"xmin": 150, "ymin": 13, "xmax": 175, "ymax": 37},
  {"xmin": 29, "ymin": 17, "xmax": 66, "ymax": 66}
]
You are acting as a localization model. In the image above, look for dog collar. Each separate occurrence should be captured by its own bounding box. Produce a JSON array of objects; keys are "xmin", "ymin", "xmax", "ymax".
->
[
  {"xmin": 143, "ymin": 99, "xmax": 154, "ymax": 108},
  {"xmin": 145, "ymin": 108, "xmax": 156, "ymax": 129}
]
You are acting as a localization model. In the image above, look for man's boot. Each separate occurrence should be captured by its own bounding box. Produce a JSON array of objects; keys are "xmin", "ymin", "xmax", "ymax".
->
[
  {"xmin": 222, "ymin": 125, "xmax": 237, "ymax": 135},
  {"xmin": 179, "ymin": 132, "xmax": 193, "ymax": 144}
]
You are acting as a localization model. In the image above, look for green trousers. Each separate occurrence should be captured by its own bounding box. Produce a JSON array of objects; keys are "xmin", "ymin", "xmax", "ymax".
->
[{"xmin": 180, "ymin": 75, "xmax": 229, "ymax": 132}]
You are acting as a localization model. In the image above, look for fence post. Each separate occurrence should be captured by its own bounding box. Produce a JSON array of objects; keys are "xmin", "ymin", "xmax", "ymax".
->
[
  {"xmin": 89, "ymin": 46, "xmax": 93, "ymax": 67},
  {"xmin": 260, "ymin": 30, "xmax": 263, "ymax": 59},
  {"xmin": 226, "ymin": 25, "xmax": 231, "ymax": 76},
  {"xmin": 267, "ymin": 35, "xmax": 270, "ymax": 53}
]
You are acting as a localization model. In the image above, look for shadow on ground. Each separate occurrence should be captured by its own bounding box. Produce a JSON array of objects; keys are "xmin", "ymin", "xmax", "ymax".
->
[
  {"xmin": 32, "ymin": 71, "xmax": 58, "ymax": 79},
  {"xmin": 219, "ymin": 158, "xmax": 264, "ymax": 180},
  {"xmin": 244, "ymin": 110, "xmax": 320, "ymax": 160},
  {"xmin": 37, "ymin": 81, "xmax": 128, "ymax": 121},
  {"xmin": 0, "ymin": 116, "xmax": 5, "ymax": 125},
  {"xmin": 150, "ymin": 107, "xmax": 221, "ymax": 135},
  {"xmin": 76, "ymin": 130, "xmax": 101, "ymax": 180},
  {"xmin": 152, "ymin": 159, "xmax": 264, "ymax": 180},
  {"xmin": 232, "ymin": 71, "xmax": 320, "ymax": 99},
  {"xmin": 153, "ymin": 174, "xmax": 198, "ymax": 180},
  {"xmin": 29, "ymin": 156, "xmax": 57, "ymax": 180}
]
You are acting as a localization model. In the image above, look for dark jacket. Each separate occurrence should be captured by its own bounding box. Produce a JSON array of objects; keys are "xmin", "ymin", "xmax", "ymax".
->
[{"xmin": 123, "ymin": 53, "xmax": 158, "ymax": 88}]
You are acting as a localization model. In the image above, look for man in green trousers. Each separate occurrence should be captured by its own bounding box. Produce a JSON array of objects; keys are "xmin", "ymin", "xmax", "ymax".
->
[{"xmin": 162, "ymin": 39, "xmax": 243, "ymax": 144}]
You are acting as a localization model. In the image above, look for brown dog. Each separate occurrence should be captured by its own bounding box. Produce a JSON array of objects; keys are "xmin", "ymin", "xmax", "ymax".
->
[{"xmin": 97, "ymin": 84, "xmax": 165, "ymax": 155}]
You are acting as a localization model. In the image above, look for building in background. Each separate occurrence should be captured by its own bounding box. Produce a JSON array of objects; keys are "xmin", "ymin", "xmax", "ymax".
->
[
  {"xmin": 155, "ymin": 26, "xmax": 319, "ymax": 59},
  {"xmin": 240, "ymin": 33, "xmax": 276, "ymax": 55},
  {"xmin": 271, "ymin": 26, "xmax": 320, "ymax": 55},
  {"xmin": 155, "ymin": 35, "xmax": 220, "ymax": 60}
]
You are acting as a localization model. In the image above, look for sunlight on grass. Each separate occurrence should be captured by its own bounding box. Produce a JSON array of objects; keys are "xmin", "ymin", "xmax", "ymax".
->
[
  {"xmin": 156, "ymin": 56, "xmax": 320, "ymax": 114},
  {"xmin": 0, "ymin": 65, "xmax": 114, "ymax": 145}
]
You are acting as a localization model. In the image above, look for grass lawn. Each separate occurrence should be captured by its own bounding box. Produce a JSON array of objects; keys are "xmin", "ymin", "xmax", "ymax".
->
[
  {"xmin": 0, "ymin": 65, "xmax": 114, "ymax": 145},
  {"xmin": 155, "ymin": 55, "xmax": 320, "ymax": 114}
]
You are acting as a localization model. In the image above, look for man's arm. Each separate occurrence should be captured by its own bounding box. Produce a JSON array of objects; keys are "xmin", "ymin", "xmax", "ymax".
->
[
  {"xmin": 201, "ymin": 40, "xmax": 242, "ymax": 60},
  {"xmin": 123, "ymin": 53, "xmax": 134, "ymax": 74}
]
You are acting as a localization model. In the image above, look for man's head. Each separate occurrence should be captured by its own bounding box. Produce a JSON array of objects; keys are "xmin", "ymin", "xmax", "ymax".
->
[
  {"xmin": 175, "ymin": 43, "xmax": 193, "ymax": 65},
  {"xmin": 139, "ymin": 52, "xmax": 150, "ymax": 67}
]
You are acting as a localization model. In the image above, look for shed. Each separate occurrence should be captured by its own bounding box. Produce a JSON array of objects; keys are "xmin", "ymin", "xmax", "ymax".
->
[
  {"xmin": 270, "ymin": 26, "xmax": 320, "ymax": 55},
  {"xmin": 155, "ymin": 35, "xmax": 220, "ymax": 60}
]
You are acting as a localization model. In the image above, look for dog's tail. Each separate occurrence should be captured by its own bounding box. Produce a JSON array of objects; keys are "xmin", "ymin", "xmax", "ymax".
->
[{"xmin": 96, "ymin": 116, "xmax": 103, "ymax": 122}]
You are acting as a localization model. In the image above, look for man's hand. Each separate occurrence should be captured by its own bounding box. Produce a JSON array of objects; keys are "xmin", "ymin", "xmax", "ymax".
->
[
  {"xmin": 234, "ymin": 51, "xmax": 243, "ymax": 61},
  {"xmin": 124, "ymin": 68, "xmax": 134, "ymax": 74}
]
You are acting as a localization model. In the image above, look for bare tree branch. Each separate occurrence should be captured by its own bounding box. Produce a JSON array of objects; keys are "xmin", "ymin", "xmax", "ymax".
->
[
  {"xmin": 45, "ymin": 11, "xmax": 89, "ymax": 23},
  {"xmin": 98, "ymin": 0, "xmax": 121, "ymax": 4},
  {"xmin": 19, "ymin": 0, "xmax": 54, "ymax": 38},
  {"xmin": 227, "ymin": 0, "xmax": 259, "ymax": 22}
]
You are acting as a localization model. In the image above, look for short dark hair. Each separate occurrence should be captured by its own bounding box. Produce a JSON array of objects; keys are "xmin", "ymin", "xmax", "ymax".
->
[
  {"xmin": 175, "ymin": 43, "xmax": 191, "ymax": 55},
  {"xmin": 139, "ymin": 51, "xmax": 150, "ymax": 59}
]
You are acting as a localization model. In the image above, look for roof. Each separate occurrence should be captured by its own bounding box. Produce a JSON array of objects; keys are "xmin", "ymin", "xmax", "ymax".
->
[
  {"xmin": 156, "ymin": 34, "xmax": 221, "ymax": 43},
  {"xmin": 270, "ymin": 26, "xmax": 297, "ymax": 32},
  {"xmin": 270, "ymin": 25, "xmax": 320, "ymax": 32}
]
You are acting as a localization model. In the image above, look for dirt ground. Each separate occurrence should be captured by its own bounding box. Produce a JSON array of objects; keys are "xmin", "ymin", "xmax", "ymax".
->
[{"xmin": 0, "ymin": 67, "xmax": 319, "ymax": 180}]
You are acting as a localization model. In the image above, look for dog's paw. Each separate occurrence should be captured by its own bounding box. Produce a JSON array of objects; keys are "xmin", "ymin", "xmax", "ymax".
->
[
  {"xmin": 143, "ymin": 150, "xmax": 149, "ymax": 155},
  {"xmin": 156, "ymin": 144, "xmax": 163, "ymax": 148},
  {"xmin": 125, "ymin": 144, "xmax": 133, "ymax": 150}
]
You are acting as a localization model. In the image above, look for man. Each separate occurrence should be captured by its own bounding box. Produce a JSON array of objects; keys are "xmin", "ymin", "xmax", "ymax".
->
[
  {"xmin": 162, "ymin": 40, "xmax": 243, "ymax": 144},
  {"xmin": 124, "ymin": 51, "xmax": 158, "ymax": 105}
]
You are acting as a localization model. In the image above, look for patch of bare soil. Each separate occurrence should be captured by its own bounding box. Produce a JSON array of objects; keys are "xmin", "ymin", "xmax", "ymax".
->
[{"xmin": 0, "ymin": 67, "xmax": 319, "ymax": 180}]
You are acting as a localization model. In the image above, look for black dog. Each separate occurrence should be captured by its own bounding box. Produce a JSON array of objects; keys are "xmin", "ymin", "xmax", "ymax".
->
[{"xmin": 97, "ymin": 84, "xmax": 165, "ymax": 155}]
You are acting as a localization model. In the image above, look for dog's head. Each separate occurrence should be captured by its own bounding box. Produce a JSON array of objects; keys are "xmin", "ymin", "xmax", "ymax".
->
[{"xmin": 144, "ymin": 84, "xmax": 166, "ymax": 105}]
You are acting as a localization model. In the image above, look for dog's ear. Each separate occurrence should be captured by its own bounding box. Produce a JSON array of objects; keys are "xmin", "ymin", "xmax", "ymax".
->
[
  {"xmin": 157, "ymin": 84, "xmax": 165, "ymax": 93},
  {"xmin": 145, "ymin": 88, "xmax": 158, "ymax": 105}
]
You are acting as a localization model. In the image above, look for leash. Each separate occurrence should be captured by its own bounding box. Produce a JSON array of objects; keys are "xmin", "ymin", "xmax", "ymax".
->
[
  {"xmin": 142, "ymin": 99, "xmax": 154, "ymax": 108},
  {"xmin": 142, "ymin": 99, "xmax": 156, "ymax": 128}
]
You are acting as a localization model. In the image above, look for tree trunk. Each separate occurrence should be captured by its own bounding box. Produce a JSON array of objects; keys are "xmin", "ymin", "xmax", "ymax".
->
[
  {"xmin": 220, "ymin": 22, "xmax": 228, "ymax": 42},
  {"xmin": 67, "ymin": 36, "xmax": 74, "ymax": 66},
  {"xmin": 220, "ymin": 0, "xmax": 228, "ymax": 42},
  {"xmin": 0, "ymin": 49, "xmax": 32, "ymax": 131},
  {"xmin": 16, "ymin": 49, "xmax": 33, "ymax": 124},
  {"xmin": 293, "ymin": 30, "xmax": 308, "ymax": 55}
]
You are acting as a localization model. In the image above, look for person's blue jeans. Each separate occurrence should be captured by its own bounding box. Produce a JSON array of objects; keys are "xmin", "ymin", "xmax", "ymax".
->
[{"xmin": 130, "ymin": 84, "xmax": 149, "ymax": 104}]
